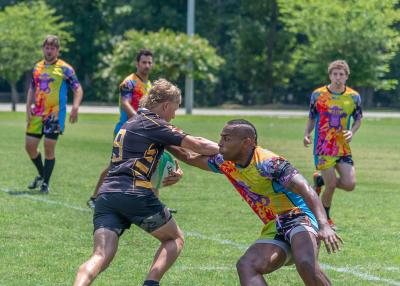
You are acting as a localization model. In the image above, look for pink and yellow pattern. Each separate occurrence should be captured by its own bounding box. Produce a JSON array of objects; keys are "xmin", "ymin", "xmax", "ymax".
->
[
  {"xmin": 309, "ymin": 86, "xmax": 362, "ymax": 157},
  {"xmin": 29, "ymin": 59, "xmax": 80, "ymax": 133}
]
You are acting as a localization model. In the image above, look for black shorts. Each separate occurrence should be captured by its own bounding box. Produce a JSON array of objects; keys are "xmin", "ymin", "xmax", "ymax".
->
[
  {"xmin": 93, "ymin": 191, "xmax": 171, "ymax": 236},
  {"xmin": 26, "ymin": 132, "xmax": 60, "ymax": 140}
]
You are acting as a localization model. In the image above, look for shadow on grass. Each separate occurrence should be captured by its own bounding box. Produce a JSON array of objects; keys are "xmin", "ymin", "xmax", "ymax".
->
[{"xmin": 3, "ymin": 188, "xmax": 43, "ymax": 196}]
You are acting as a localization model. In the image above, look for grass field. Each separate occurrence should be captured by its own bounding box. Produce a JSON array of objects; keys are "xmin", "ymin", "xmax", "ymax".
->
[{"xmin": 0, "ymin": 112, "xmax": 399, "ymax": 286}]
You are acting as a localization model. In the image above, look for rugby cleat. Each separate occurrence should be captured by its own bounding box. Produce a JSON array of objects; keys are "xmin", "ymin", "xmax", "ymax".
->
[
  {"xmin": 313, "ymin": 172, "xmax": 324, "ymax": 196},
  {"xmin": 28, "ymin": 176, "xmax": 43, "ymax": 190},
  {"xmin": 168, "ymin": 208, "xmax": 178, "ymax": 214},
  {"xmin": 40, "ymin": 182, "xmax": 49, "ymax": 194}
]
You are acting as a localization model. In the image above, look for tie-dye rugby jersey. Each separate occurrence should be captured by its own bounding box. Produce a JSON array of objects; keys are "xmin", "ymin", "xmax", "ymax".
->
[
  {"xmin": 309, "ymin": 86, "xmax": 362, "ymax": 156},
  {"xmin": 115, "ymin": 73, "xmax": 152, "ymax": 135},
  {"xmin": 30, "ymin": 59, "xmax": 80, "ymax": 132},
  {"xmin": 207, "ymin": 147, "xmax": 318, "ymax": 228}
]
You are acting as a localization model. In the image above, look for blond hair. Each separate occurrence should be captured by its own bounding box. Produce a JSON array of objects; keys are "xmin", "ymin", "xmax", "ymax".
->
[
  {"xmin": 140, "ymin": 79, "xmax": 181, "ymax": 109},
  {"xmin": 43, "ymin": 35, "xmax": 60, "ymax": 48},
  {"xmin": 328, "ymin": 60, "xmax": 350, "ymax": 75}
]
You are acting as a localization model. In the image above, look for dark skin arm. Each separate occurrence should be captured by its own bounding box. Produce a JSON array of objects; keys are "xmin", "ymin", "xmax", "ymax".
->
[
  {"xmin": 286, "ymin": 174, "xmax": 343, "ymax": 254},
  {"xmin": 167, "ymin": 146, "xmax": 212, "ymax": 171}
]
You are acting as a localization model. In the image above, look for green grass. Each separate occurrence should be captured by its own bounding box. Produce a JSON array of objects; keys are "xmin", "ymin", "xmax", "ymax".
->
[{"xmin": 0, "ymin": 112, "xmax": 399, "ymax": 286}]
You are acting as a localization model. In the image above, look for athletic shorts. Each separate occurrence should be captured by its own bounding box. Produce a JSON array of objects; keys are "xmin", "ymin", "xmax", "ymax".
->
[
  {"xmin": 26, "ymin": 115, "xmax": 61, "ymax": 140},
  {"xmin": 314, "ymin": 155, "xmax": 353, "ymax": 170},
  {"xmin": 93, "ymin": 191, "xmax": 172, "ymax": 236},
  {"xmin": 255, "ymin": 211, "xmax": 318, "ymax": 265}
]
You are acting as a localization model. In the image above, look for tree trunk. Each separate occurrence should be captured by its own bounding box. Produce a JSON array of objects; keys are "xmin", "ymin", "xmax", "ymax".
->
[
  {"xmin": 263, "ymin": 0, "xmax": 278, "ymax": 105},
  {"xmin": 10, "ymin": 82, "xmax": 18, "ymax": 112},
  {"xmin": 358, "ymin": 86, "xmax": 374, "ymax": 108}
]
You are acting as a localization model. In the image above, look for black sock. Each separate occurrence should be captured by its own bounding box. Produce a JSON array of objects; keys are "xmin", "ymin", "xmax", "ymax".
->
[
  {"xmin": 31, "ymin": 153, "xmax": 44, "ymax": 178},
  {"xmin": 43, "ymin": 158, "xmax": 56, "ymax": 185},
  {"xmin": 143, "ymin": 280, "xmax": 159, "ymax": 286},
  {"xmin": 316, "ymin": 175, "xmax": 325, "ymax": 187},
  {"xmin": 324, "ymin": 206, "xmax": 331, "ymax": 219}
]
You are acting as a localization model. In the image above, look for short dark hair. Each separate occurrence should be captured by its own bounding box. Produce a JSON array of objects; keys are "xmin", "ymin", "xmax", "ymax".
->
[
  {"xmin": 226, "ymin": 119, "xmax": 258, "ymax": 144},
  {"xmin": 43, "ymin": 35, "xmax": 59, "ymax": 48},
  {"xmin": 136, "ymin": 49, "xmax": 153, "ymax": 62}
]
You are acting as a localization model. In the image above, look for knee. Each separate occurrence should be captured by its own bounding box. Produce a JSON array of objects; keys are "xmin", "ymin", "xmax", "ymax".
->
[
  {"xmin": 176, "ymin": 230, "xmax": 185, "ymax": 250},
  {"xmin": 25, "ymin": 143, "xmax": 36, "ymax": 158},
  {"xmin": 296, "ymin": 258, "xmax": 323, "ymax": 280},
  {"xmin": 343, "ymin": 179, "xmax": 356, "ymax": 192},
  {"xmin": 236, "ymin": 254, "xmax": 266, "ymax": 276},
  {"xmin": 236, "ymin": 256, "xmax": 250, "ymax": 275},
  {"xmin": 44, "ymin": 148, "xmax": 55, "ymax": 159}
]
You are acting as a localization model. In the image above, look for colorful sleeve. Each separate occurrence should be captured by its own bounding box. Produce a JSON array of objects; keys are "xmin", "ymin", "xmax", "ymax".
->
[
  {"xmin": 119, "ymin": 79, "xmax": 136, "ymax": 101},
  {"xmin": 308, "ymin": 92, "xmax": 318, "ymax": 119},
  {"xmin": 207, "ymin": 154, "xmax": 224, "ymax": 173},
  {"xmin": 62, "ymin": 66, "xmax": 80, "ymax": 90},
  {"xmin": 352, "ymin": 94, "xmax": 363, "ymax": 121},
  {"xmin": 258, "ymin": 157, "xmax": 299, "ymax": 187}
]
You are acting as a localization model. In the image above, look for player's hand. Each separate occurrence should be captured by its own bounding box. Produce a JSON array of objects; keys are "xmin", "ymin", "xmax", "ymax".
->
[
  {"xmin": 69, "ymin": 106, "xmax": 79, "ymax": 123},
  {"xmin": 303, "ymin": 135, "xmax": 312, "ymax": 147},
  {"xmin": 343, "ymin": 130, "xmax": 353, "ymax": 142},
  {"xmin": 318, "ymin": 223, "xmax": 343, "ymax": 254},
  {"xmin": 162, "ymin": 160, "xmax": 183, "ymax": 187}
]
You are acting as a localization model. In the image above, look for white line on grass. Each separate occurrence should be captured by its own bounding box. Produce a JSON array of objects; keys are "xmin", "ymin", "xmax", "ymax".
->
[{"xmin": 2, "ymin": 187, "xmax": 400, "ymax": 286}]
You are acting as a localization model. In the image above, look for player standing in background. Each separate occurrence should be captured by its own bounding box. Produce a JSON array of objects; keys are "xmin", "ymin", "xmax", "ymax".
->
[
  {"xmin": 25, "ymin": 35, "xmax": 83, "ymax": 194},
  {"xmin": 303, "ymin": 60, "xmax": 362, "ymax": 229}
]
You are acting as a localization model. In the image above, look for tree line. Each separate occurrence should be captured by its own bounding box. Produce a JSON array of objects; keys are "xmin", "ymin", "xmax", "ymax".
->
[{"xmin": 1, "ymin": 0, "xmax": 400, "ymax": 109}]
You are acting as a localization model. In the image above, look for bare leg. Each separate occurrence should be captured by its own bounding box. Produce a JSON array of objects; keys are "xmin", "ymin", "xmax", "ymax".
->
[
  {"xmin": 73, "ymin": 228, "xmax": 119, "ymax": 286},
  {"xmin": 291, "ymin": 231, "xmax": 331, "ymax": 286},
  {"xmin": 25, "ymin": 135, "xmax": 41, "ymax": 159},
  {"xmin": 145, "ymin": 210, "xmax": 185, "ymax": 282},
  {"xmin": 236, "ymin": 243, "xmax": 287, "ymax": 286},
  {"xmin": 320, "ymin": 167, "xmax": 337, "ymax": 208},
  {"xmin": 335, "ymin": 163, "xmax": 356, "ymax": 191},
  {"xmin": 43, "ymin": 137, "xmax": 57, "ymax": 160}
]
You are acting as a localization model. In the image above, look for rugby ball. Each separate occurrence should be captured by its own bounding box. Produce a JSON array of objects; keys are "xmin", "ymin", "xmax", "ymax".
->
[{"xmin": 150, "ymin": 152, "xmax": 177, "ymax": 189}]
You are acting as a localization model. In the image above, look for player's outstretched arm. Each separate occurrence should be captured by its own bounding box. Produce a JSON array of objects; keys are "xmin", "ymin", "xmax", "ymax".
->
[
  {"xmin": 286, "ymin": 174, "xmax": 343, "ymax": 254},
  {"xmin": 180, "ymin": 135, "xmax": 219, "ymax": 156},
  {"xmin": 167, "ymin": 146, "xmax": 213, "ymax": 172}
]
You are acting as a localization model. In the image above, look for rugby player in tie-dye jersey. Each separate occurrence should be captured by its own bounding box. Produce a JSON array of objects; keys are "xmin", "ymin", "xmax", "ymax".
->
[
  {"xmin": 87, "ymin": 50, "xmax": 182, "ymax": 209},
  {"xmin": 304, "ymin": 60, "xmax": 362, "ymax": 230},
  {"xmin": 25, "ymin": 35, "xmax": 83, "ymax": 194},
  {"xmin": 171, "ymin": 119, "xmax": 341, "ymax": 286}
]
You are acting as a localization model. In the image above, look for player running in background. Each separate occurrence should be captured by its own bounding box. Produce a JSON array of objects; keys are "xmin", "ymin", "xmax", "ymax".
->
[
  {"xmin": 303, "ymin": 60, "xmax": 362, "ymax": 229},
  {"xmin": 171, "ymin": 119, "xmax": 341, "ymax": 286},
  {"xmin": 25, "ymin": 35, "xmax": 83, "ymax": 194}
]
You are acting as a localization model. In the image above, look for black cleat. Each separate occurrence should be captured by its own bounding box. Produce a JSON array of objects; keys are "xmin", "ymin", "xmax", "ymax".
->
[
  {"xmin": 168, "ymin": 208, "xmax": 178, "ymax": 214},
  {"xmin": 40, "ymin": 182, "xmax": 49, "ymax": 194},
  {"xmin": 28, "ymin": 176, "xmax": 43, "ymax": 190},
  {"xmin": 87, "ymin": 197, "xmax": 96, "ymax": 210}
]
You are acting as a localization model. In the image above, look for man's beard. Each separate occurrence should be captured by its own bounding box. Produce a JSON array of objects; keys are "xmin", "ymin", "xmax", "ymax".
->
[{"xmin": 45, "ymin": 54, "xmax": 57, "ymax": 63}]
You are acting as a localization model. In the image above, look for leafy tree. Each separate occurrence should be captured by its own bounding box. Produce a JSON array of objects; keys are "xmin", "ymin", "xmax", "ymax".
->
[
  {"xmin": 278, "ymin": 0, "xmax": 400, "ymax": 107},
  {"xmin": 98, "ymin": 29, "xmax": 224, "ymax": 102},
  {"xmin": 0, "ymin": 1, "xmax": 72, "ymax": 111}
]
